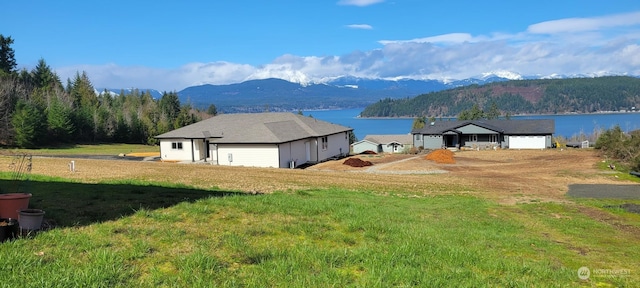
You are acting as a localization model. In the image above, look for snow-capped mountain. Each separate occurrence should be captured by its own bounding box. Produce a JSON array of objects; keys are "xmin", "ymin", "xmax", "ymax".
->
[
  {"xmin": 96, "ymin": 88, "xmax": 163, "ymax": 99},
  {"xmin": 480, "ymin": 70, "xmax": 523, "ymax": 80},
  {"xmin": 100, "ymin": 71, "xmax": 638, "ymax": 113}
]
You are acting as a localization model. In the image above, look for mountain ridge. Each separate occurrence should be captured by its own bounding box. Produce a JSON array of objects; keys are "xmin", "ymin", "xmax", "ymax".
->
[
  {"xmin": 97, "ymin": 72, "xmax": 640, "ymax": 113},
  {"xmin": 360, "ymin": 76, "xmax": 640, "ymax": 117}
]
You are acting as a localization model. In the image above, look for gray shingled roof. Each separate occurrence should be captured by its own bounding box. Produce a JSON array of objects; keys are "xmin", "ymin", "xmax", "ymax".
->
[
  {"xmin": 411, "ymin": 119, "xmax": 555, "ymax": 135},
  {"xmin": 363, "ymin": 134, "xmax": 413, "ymax": 145},
  {"xmin": 156, "ymin": 112, "xmax": 353, "ymax": 143}
]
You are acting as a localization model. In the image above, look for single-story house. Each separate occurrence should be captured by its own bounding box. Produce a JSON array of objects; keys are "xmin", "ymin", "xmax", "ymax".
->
[
  {"xmin": 351, "ymin": 134, "xmax": 414, "ymax": 154},
  {"xmin": 155, "ymin": 112, "xmax": 353, "ymax": 168},
  {"xmin": 412, "ymin": 119, "xmax": 555, "ymax": 150}
]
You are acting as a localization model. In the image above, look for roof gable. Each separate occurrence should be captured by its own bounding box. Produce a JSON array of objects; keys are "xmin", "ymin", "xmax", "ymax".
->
[
  {"xmin": 412, "ymin": 119, "xmax": 554, "ymax": 135},
  {"xmin": 363, "ymin": 134, "xmax": 413, "ymax": 145},
  {"xmin": 456, "ymin": 123, "xmax": 501, "ymax": 134}
]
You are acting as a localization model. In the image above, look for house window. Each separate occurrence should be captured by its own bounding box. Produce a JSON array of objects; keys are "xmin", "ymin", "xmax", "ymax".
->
[
  {"xmin": 171, "ymin": 142, "xmax": 183, "ymax": 150},
  {"xmin": 415, "ymin": 134, "xmax": 421, "ymax": 141},
  {"xmin": 490, "ymin": 134, "xmax": 498, "ymax": 143},
  {"xmin": 467, "ymin": 134, "xmax": 478, "ymax": 142},
  {"xmin": 321, "ymin": 136, "xmax": 328, "ymax": 150}
]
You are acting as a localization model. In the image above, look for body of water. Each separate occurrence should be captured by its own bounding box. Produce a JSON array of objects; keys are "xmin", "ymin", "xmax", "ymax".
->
[{"xmin": 303, "ymin": 108, "xmax": 640, "ymax": 141}]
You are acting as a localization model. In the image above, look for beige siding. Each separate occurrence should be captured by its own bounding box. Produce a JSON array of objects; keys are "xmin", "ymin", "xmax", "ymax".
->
[
  {"xmin": 352, "ymin": 141, "xmax": 379, "ymax": 154},
  {"xmin": 160, "ymin": 139, "xmax": 193, "ymax": 161},
  {"xmin": 317, "ymin": 132, "xmax": 350, "ymax": 160},
  {"xmin": 192, "ymin": 139, "xmax": 206, "ymax": 161},
  {"xmin": 278, "ymin": 139, "xmax": 309, "ymax": 168},
  {"xmin": 217, "ymin": 144, "xmax": 279, "ymax": 168}
]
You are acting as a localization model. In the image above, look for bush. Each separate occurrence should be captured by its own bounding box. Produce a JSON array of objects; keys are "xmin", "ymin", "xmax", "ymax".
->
[{"xmin": 595, "ymin": 126, "xmax": 640, "ymax": 171}]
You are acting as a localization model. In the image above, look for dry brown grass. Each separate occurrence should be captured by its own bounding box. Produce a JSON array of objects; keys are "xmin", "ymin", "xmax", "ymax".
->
[{"xmin": 0, "ymin": 149, "xmax": 624, "ymax": 204}]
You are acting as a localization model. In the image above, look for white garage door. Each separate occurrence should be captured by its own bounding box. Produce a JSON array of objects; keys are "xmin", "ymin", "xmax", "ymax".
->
[{"xmin": 509, "ymin": 136, "xmax": 546, "ymax": 149}]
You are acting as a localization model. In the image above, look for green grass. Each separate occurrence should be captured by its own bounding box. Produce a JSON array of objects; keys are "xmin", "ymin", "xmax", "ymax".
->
[
  {"xmin": 1, "ymin": 143, "xmax": 158, "ymax": 156},
  {"xmin": 1, "ymin": 177, "xmax": 639, "ymax": 286},
  {"xmin": 596, "ymin": 160, "xmax": 640, "ymax": 183}
]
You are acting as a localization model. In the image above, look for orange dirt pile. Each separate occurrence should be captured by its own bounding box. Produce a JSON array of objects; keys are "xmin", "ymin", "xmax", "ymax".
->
[
  {"xmin": 343, "ymin": 158, "xmax": 373, "ymax": 167},
  {"xmin": 425, "ymin": 149, "xmax": 456, "ymax": 164}
]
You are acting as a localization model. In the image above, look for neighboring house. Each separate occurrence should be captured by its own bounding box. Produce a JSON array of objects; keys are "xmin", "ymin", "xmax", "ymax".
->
[
  {"xmin": 351, "ymin": 134, "xmax": 414, "ymax": 154},
  {"xmin": 412, "ymin": 119, "xmax": 555, "ymax": 150},
  {"xmin": 155, "ymin": 112, "xmax": 353, "ymax": 168}
]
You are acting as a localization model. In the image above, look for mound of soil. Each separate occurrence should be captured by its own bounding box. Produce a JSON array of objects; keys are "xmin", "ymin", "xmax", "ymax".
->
[
  {"xmin": 425, "ymin": 149, "xmax": 455, "ymax": 164},
  {"xmin": 360, "ymin": 150, "xmax": 377, "ymax": 155},
  {"xmin": 343, "ymin": 158, "xmax": 373, "ymax": 167}
]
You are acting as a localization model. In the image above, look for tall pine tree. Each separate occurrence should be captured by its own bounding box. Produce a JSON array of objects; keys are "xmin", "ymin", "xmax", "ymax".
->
[{"xmin": 0, "ymin": 35, "xmax": 17, "ymax": 75}]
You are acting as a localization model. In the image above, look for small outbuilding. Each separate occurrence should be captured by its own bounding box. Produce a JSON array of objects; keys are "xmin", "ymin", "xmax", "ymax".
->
[
  {"xmin": 351, "ymin": 134, "xmax": 413, "ymax": 154},
  {"xmin": 156, "ymin": 112, "xmax": 353, "ymax": 168}
]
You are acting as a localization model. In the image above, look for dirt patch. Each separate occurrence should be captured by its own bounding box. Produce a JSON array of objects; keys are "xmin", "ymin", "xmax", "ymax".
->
[
  {"xmin": 566, "ymin": 184, "xmax": 640, "ymax": 199},
  {"xmin": 2, "ymin": 149, "xmax": 629, "ymax": 205},
  {"xmin": 578, "ymin": 205, "xmax": 640, "ymax": 239},
  {"xmin": 343, "ymin": 158, "xmax": 373, "ymax": 167},
  {"xmin": 425, "ymin": 149, "xmax": 455, "ymax": 164}
]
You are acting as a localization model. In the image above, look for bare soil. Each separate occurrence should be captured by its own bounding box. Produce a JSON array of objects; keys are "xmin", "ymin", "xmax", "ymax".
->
[{"xmin": 0, "ymin": 149, "xmax": 631, "ymax": 205}]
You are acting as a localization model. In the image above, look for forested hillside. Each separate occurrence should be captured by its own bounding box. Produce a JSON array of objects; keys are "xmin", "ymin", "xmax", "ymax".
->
[
  {"xmin": 360, "ymin": 76, "xmax": 640, "ymax": 117},
  {"xmin": 0, "ymin": 35, "xmax": 207, "ymax": 148}
]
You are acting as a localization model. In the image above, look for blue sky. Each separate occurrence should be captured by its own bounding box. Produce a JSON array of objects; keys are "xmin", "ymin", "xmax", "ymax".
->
[{"xmin": 3, "ymin": 0, "xmax": 640, "ymax": 91}]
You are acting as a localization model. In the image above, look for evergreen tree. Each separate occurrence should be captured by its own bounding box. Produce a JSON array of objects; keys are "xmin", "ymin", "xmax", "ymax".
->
[
  {"xmin": 348, "ymin": 131, "xmax": 357, "ymax": 144},
  {"xmin": 485, "ymin": 102, "xmax": 501, "ymax": 120},
  {"xmin": 0, "ymin": 35, "xmax": 17, "ymax": 75},
  {"xmin": 457, "ymin": 104, "xmax": 485, "ymax": 120},
  {"xmin": 12, "ymin": 100, "xmax": 46, "ymax": 147},
  {"xmin": 46, "ymin": 95, "xmax": 74, "ymax": 141},
  {"xmin": 70, "ymin": 71, "xmax": 97, "ymax": 108},
  {"xmin": 173, "ymin": 106, "xmax": 199, "ymax": 129},
  {"xmin": 32, "ymin": 58, "xmax": 61, "ymax": 90},
  {"xmin": 69, "ymin": 71, "xmax": 98, "ymax": 141},
  {"xmin": 412, "ymin": 116, "xmax": 426, "ymax": 129},
  {"xmin": 159, "ymin": 92, "xmax": 180, "ymax": 126},
  {"xmin": 208, "ymin": 104, "xmax": 218, "ymax": 116}
]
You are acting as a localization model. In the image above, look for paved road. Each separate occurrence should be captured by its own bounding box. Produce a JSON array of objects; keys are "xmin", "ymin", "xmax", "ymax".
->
[{"xmin": 567, "ymin": 184, "xmax": 640, "ymax": 199}]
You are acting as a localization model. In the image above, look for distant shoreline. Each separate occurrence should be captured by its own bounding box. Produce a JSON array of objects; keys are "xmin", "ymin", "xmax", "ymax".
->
[{"xmin": 357, "ymin": 110, "xmax": 640, "ymax": 120}]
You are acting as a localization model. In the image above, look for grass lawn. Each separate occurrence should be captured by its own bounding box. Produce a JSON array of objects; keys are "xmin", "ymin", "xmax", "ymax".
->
[
  {"xmin": 0, "ymin": 177, "xmax": 638, "ymax": 286},
  {"xmin": 1, "ymin": 143, "xmax": 159, "ymax": 156},
  {"xmin": 0, "ymin": 146, "xmax": 638, "ymax": 286}
]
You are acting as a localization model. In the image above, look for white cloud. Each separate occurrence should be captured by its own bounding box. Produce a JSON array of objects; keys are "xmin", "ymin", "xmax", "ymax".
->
[
  {"xmin": 379, "ymin": 33, "xmax": 480, "ymax": 45},
  {"xmin": 56, "ymin": 62, "xmax": 256, "ymax": 91},
  {"xmin": 346, "ymin": 24, "xmax": 373, "ymax": 30},
  {"xmin": 528, "ymin": 11, "xmax": 640, "ymax": 34},
  {"xmin": 337, "ymin": 0, "xmax": 384, "ymax": 7},
  {"xmin": 54, "ymin": 11, "xmax": 640, "ymax": 91}
]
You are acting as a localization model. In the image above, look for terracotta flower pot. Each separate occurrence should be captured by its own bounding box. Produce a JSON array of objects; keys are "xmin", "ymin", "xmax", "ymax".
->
[
  {"xmin": 0, "ymin": 193, "xmax": 32, "ymax": 219},
  {"xmin": 18, "ymin": 209, "xmax": 45, "ymax": 231}
]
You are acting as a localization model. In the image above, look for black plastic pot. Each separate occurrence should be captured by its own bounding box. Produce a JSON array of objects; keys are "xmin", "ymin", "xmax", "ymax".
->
[{"xmin": 0, "ymin": 218, "xmax": 19, "ymax": 242}]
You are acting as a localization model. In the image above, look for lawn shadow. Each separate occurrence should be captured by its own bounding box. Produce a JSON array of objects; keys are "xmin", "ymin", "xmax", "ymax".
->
[{"xmin": 0, "ymin": 179, "xmax": 247, "ymax": 228}]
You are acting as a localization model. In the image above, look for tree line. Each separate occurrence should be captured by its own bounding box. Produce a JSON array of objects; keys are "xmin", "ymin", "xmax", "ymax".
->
[
  {"xmin": 1, "ymin": 35, "xmax": 214, "ymax": 148},
  {"xmin": 361, "ymin": 76, "xmax": 640, "ymax": 118}
]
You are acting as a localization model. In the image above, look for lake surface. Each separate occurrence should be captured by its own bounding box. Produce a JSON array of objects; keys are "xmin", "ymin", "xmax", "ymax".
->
[{"xmin": 303, "ymin": 108, "xmax": 640, "ymax": 141}]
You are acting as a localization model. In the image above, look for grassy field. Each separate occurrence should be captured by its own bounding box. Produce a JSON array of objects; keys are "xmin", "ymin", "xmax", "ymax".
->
[
  {"xmin": 0, "ymin": 145, "xmax": 638, "ymax": 286},
  {"xmin": 1, "ymin": 143, "xmax": 159, "ymax": 156}
]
